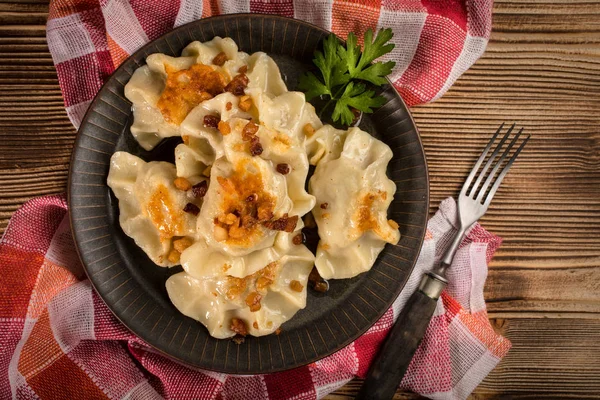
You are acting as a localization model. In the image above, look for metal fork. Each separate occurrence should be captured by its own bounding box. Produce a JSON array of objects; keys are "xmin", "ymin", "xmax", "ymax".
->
[{"xmin": 357, "ymin": 124, "xmax": 530, "ymax": 400}]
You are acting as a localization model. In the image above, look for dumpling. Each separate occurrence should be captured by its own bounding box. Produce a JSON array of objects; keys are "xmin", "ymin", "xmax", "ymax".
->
[
  {"xmin": 166, "ymin": 225, "xmax": 314, "ymax": 338},
  {"xmin": 196, "ymin": 151, "xmax": 295, "ymax": 257},
  {"xmin": 107, "ymin": 152, "xmax": 202, "ymax": 267},
  {"xmin": 309, "ymin": 128, "xmax": 400, "ymax": 279},
  {"xmin": 125, "ymin": 38, "xmax": 289, "ymax": 151},
  {"xmin": 305, "ymin": 124, "xmax": 347, "ymax": 166}
]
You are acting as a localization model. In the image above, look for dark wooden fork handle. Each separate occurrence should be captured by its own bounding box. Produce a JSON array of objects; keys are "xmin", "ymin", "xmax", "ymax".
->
[{"xmin": 356, "ymin": 273, "xmax": 447, "ymax": 400}]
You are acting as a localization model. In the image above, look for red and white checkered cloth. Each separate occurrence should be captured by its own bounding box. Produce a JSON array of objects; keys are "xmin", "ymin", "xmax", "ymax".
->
[
  {"xmin": 1, "ymin": 195, "xmax": 510, "ymax": 399},
  {"xmin": 46, "ymin": 0, "xmax": 493, "ymax": 127}
]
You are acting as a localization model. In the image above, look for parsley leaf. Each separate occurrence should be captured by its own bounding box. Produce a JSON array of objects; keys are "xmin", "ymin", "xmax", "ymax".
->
[
  {"xmin": 298, "ymin": 28, "xmax": 395, "ymax": 126},
  {"xmin": 332, "ymin": 82, "xmax": 387, "ymax": 126}
]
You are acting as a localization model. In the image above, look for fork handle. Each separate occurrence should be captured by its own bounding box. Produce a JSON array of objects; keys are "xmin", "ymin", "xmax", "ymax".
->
[{"xmin": 356, "ymin": 273, "xmax": 447, "ymax": 400}]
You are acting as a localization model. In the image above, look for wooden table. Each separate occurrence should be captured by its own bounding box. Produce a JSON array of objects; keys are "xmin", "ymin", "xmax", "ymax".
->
[{"xmin": 2, "ymin": 1, "xmax": 599, "ymax": 398}]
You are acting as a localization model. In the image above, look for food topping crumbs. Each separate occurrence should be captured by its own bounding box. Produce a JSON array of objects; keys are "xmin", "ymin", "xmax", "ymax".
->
[
  {"xmin": 183, "ymin": 202, "xmax": 200, "ymax": 216},
  {"xmin": 158, "ymin": 63, "xmax": 226, "ymax": 125},
  {"xmin": 173, "ymin": 237, "xmax": 193, "ymax": 253},
  {"xmin": 245, "ymin": 291, "xmax": 262, "ymax": 312},
  {"xmin": 238, "ymin": 95, "xmax": 252, "ymax": 112},
  {"xmin": 174, "ymin": 177, "xmax": 192, "ymax": 191},
  {"xmin": 203, "ymin": 114, "xmax": 220, "ymax": 128},
  {"xmin": 262, "ymin": 213, "xmax": 298, "ymax": 233},
  {"xmin": 218, "ymin": 120, "xmax": 231, "ymax": 135},
  {"xmin": 191, "ymin": 180, "xmax": 208, "ymax": 198},
  {"xmin": 230, "ymin": 318, "xmax": 248, "ymax": 336},
  {"xmin": 167, "ymin": 249, "xmax": 180, "ymax": 263},
  {"xmin": 292, "ymin": 233, "xmax": 304, "ymax": 245},
  {"xmin": 303, "ymin": 123, "xmax": 315, "ymax": 137},
  {"xmin": 320, "ymin": 202, "xmax": 328, "ymax": 210},
  {"xmin": 276, "ymin": 163, "xmax": 290, "ymax": 175},
  {"xmin": 289, "ymin": 280, "xmax": 304, "ymax": 292},
  {"xmin": 225, "ymin": 73, "xmax": 249, "ymax": 96},
  {"xmin": 212, "ymin": 51, "xmax": 228, "ymax": 66}
]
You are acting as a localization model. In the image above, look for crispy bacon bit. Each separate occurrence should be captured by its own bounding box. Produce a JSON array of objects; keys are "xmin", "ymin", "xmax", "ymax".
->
[
  {"xmin": 249, "ymin": 140, "xmax": 263, "ymax": 156},
  {"xmin": 167, "ymin": 249, "xmax": 180, "ymax": 263},
  {"xmin": 230, "ymin": 318, "xmax": 248, "ymax": 336},
  {"xmin": 223, "ymin": 213, "xmax": 239, "ymax": 225},
  {"xmin": 292, "ymin": 233, "xmax": 304, "ymax": 245},
  {"xmin": 191, "ymin": 180, "xmax": 208, "ymax": 198},
  {"xmin": 257, "ymin": 205, "xmax": 273, "ymax": 221},
  {"xmin": 256, "ymin": 276, "xmax": 273, "ymax": 291},
  {"xmin": 232, "ymin": 335, "xmax": 245, "ymax": 345},
  {"xmin": 253, "ymin": 321, "xmax": 259, "ymax": 329},
  {"xmin": 212, "ymin": 51, "xmax": 228, "ymax": 66},
  {"xmin": 276, "ymin": 163, "xmax": 290, "ymax": 175},
  {"xmin": 246, "ymin": 193, "xmax": 258, "ymax": 202},
  {"xmin": 320, "ymin": 202, "xmax": 329, "ymax": 210},
  {"xmin": 183, "ymin": 203, "xmax": 200, "ymax": 215},
  {"xmin": 182, "ymin": 135, "xmax": 190, "ymax": 145},
  {"xmin": 203, "ymin": 114, "xmax": 220, "ymax": 128},
  {"xmin": 174, "ymin": 177, "xmax": 192, "ymax": 191},
  {"xmin": 388, "ymin": 219, "xmax": 399, "ymax": 229},
  {"xmin": 308, "ymin": 268, "xmax": 329, "ymax": 293},
  {"xmin": 322, "ymin": 213, "xmax": 330, "ymax": 219},
  {"xmin": 225, "ymin": 73, "xmax": 249, "ymax": 96},
  {"xmin": 218, "ymin": 120, "xmax": 231, "ymax": 135},
  {"xmin": 226, "ymin": 101, "xmax": 233, "ymax": 111},
  {"xmin": 275, "ymin": 328, "xmax": 282, "ymax": 335},
  {"xmin": 238, "ymin": 95, "xmax": 252, "ymax": 112},
  {"xmin": 238, "ymin": 65, "xmax": 248, "ymax": 74},
  {"xmin": 214, "ymin": 225, "xmax": 229, "ymax": 242},
  {"xmin": 303, "ymin": 123, "xmax": 315, "ymax": 137},
  {"xmin": 289, "ymin": 280, "xmax": 304, "ymax": 292},
  {"xmin": 263, "ymin": 214, "xmax": 298, "ymax": 232},
  {"xmin": 245, "ymin": 292, "xmax": 262, "ymax": 312},
  {"xmin": 242, "ymin": 121, "xmax": 259, "ymax": 141},
  {"xmin": 173, "ymin": 237, "xmax": 193, "ymax": 253},
  {"xmin": 228, "ymin": 224, "xmax": 245, "ymax": 239}
]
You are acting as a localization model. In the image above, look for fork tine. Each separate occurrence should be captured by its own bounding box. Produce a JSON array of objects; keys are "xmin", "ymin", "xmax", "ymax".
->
[
  {"xmin": 483, "ymin": 134, "xmax": 530, "ymax": 206},
  {"xmin": 476, "ymin": 128, "xmax": 523, "ymax": 202},
  {"xmin": 468, "ymin": 123, "xmax": 515, "ymax": 197},
  {"xmin": 460, "ymin": 123, "xmax": 504, "ymax": 196}
]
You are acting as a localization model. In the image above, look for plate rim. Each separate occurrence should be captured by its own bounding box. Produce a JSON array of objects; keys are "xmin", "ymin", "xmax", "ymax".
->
[{"xmin": 68, "ymin": 13, "xmax": 430, "ymax": 374}]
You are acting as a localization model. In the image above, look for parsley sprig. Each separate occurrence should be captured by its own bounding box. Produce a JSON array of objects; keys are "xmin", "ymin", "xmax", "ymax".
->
[{"xmin": 298, "ymin": 28, "xmax": 396, "ymax": 126}]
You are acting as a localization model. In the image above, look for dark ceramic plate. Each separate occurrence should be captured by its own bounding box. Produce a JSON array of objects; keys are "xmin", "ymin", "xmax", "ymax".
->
[{"xmin": 69, "ymin": 14, "xmax": 429, "ymax": 374}]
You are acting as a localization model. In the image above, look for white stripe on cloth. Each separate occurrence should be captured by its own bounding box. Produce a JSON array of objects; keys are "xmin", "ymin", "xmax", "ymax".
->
[
  {"xmin": 220, "ymin": 0, "xmax": 250, "ymax": 14},
  {"xmin": 47, "ymin": 13, "xmax": 97, "ymax": 65},
  {"xmin": 174, "ymin": 0, "xmax": 204, "ymax": 28},
  {"xmin": 66, "ymin": 100, "xmax": 92, "ymax": 129},
  {"xmin": 431, "ymin": 34, "xmax": 487, "ymax": 102},
  {"xmin": 122, "ymin": 380, "xmax": 163, "ymax": 400},
  {"xmin": 8, "ymin": 319, "xmax": 37, "ymax": 399},
  {"xmin": 45, "ymin": 214, "xmax": 83, "ymax": 278},
  {"xmin": 376, "ymin": 10, "xmax": 427, "ymax": 82},
  {"xmin": 48, "ymin": 280, "xmax": 95, "ymax": 352},
  {"xmin": 100, "ymin": 0, "xmax": 149, "ymax": 55},
  {"xmin": 293, "ymin": 0, "xmax": 334, "ymax": 31}
]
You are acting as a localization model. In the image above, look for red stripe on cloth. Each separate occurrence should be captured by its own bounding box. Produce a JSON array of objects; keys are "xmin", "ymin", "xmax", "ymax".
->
[
  {"xmin": 354, "ymin": 308, "xmax": 393, "ymax": 377},
  {"xmin": 48, "ymin": 0, "xmax": 100, "ymax": 20},
  {"xmin": 421, "ymin": 0, "xmax": 468, "ymax": 31},
  {"xmin": 331, "ymin": 0, "xmax": 382, "ymax": 43},
  {"xmin": 28, "ymin": 352, "xmax": 110, "ymax": 399},
  {"xmin": 128, "ymin": 345, "xmax": 223, "ymax": 399},
  {"xmin": 458, "ymin": 310, "xmax": 512, "ymax": 359},
  {"xmin": 394, "ymin": 14, "xmax": 466, "ymax": 105},
  {"xmin": 55, "ymin": 51, "xmax": 110, "ymax": 106},
  {"xmin": 0, "ymin": 246, "xmax": 44, "ymax": 318},
  {"xmin": 79, "ymin": 8, "xmax": 110, "ymax": 51},
  {"xmin": 466, "ymin": 0, "xmax": 493, "ymax": 37},
  {"xmin": 381, "ymin": 0, "xmax": 426, "ymax": 12},
  {"xmin": 130, "ymin": 0, "xmax": 181, "ymax": 41},
  {"xmin": 220, "ymin": 375, "xmax": 268, "ymax": 400},
  {"xmin": 107, "ymin": 34, "xmax": 130, "ymax": 67},
  {"xmin": 263, "ymin": 364, "xmax": 316, "ymax": 400},
  {"xmin": 250, "ymin": 0, "xmax": 294, "ymax": 18},
  {"xmin": 92, "ymin": 290, "xmax": 135, "ymax": 341},
  {"xmin": 400, "ymin": 314, "xmax": 453, "ymax": 394}
]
